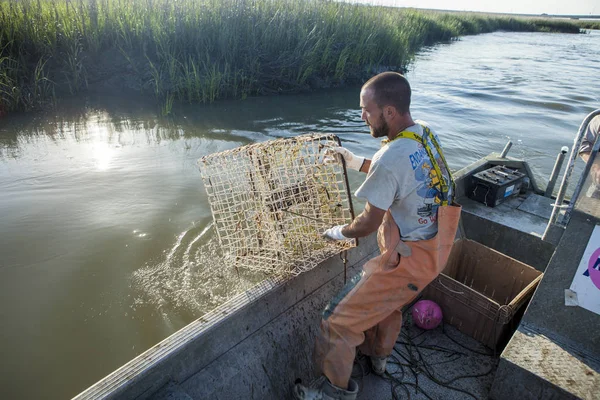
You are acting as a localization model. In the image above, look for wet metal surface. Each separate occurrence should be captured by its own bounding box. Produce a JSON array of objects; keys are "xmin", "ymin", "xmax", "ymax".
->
[
  {"xmin": 492, "ymin": 326, "xmax": 600, "ymax": 400},
  {"xmin": 517, "ymin": 193, "xmax": 555, "ymax": 220},
  {"xmin": 460, "ymin": 195, "xmax": 549, "ymax": 237},
  {"xmin": 357, "ymin": 322, "xmax": 498, "ymax": 400}
]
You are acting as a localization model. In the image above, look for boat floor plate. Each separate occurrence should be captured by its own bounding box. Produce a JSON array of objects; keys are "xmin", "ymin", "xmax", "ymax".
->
[
  {"xmin": 459, "ymin": 194, "xmax": 550, "ymax": 238},
  {"xmin": 491, "ymin": 326, "xmax": 600, "ymax": 399},
  {"xmin": 517, "ymin": 193, "xmax": 554, "ymax": 220},
  {"xmin": 357, "ymin": 322, "xmax": 498, "ymax": 400}
]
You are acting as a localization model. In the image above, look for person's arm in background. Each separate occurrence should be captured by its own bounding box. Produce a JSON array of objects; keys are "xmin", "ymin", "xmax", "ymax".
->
[
  {"xmin": 581, "ymin": 152, "xmax": 593, "ymax": 163},
  {"xmin": 579, "ymin": 116, "xmax": 600, "ymax": 184},
  {"xmin": 581, "ymin": 154, "xmax": 600, "ymax": 185}
]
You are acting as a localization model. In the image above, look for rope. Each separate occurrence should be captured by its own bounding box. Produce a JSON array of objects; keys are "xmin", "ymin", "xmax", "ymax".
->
[
  {"xmin": 353, "ymin": 316, "xmax": 497, "ymax": 399},
  {"xmin": 340, "ymin": 250, "xmax": 348, "ymax": 284}
]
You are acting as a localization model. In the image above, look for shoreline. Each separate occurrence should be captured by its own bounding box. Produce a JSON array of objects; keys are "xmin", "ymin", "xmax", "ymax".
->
[{"xmin": 0, "ymin": 0, "xmax": 590, "ymax": 117}]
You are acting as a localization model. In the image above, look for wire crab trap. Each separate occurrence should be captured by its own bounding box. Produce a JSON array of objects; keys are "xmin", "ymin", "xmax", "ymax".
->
[{"xmin": 199, "ymin": 133, "xmax": 356, "ymax": 276}]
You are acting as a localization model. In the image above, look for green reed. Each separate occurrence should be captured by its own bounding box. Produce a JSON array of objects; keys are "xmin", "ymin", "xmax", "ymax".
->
[
  {"xmin": 0, "ymin": 0, "xmax": 586, "ymax": 114},
  {"xmin": 576, "ymin": 21, "xmax": 600, "ymax": 30}
]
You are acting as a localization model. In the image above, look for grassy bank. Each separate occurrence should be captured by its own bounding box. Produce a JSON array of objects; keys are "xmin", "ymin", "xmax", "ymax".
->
[
  {"xmin": 0, "ymin": 0, "xmax": 584, "ymax": 115},
  {"xmin": 577, "ymin": 21, "xmax": 600, "ymax": 30}
]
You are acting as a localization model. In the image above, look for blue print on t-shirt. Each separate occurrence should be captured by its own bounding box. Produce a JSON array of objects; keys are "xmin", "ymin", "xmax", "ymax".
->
[{"xmin": 409, "ymin": 147, "xmax": 428, "ymax": 170}]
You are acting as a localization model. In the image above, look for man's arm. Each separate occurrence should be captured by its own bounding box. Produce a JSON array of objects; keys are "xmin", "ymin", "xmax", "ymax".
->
[
  {"xmin": 340, "ymin": 202, "xmax": 386, "ymax": 238},
  {"xmin": 360, "ymin": 159, "xmax": 371, "ymax": 173},
  {"xmin": 579, "ymin": 116, "xmax": 600, "ymax": 164}
]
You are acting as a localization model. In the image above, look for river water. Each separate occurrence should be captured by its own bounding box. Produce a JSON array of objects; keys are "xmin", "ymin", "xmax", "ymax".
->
[{"xmin": 1, "ymin": 31, "xmax": 599, "ymax": 399}]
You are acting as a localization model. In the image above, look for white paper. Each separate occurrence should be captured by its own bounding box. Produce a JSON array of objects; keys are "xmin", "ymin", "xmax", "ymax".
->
[{"xmin": 569, "ymin": 225, "xmax": 600, "ymax": 315}]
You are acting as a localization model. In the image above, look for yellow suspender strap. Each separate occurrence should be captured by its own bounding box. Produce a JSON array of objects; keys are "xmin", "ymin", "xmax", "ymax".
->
[{"xmin": 386, "ymin": 124, "xmax": 455, "ymax": 206}]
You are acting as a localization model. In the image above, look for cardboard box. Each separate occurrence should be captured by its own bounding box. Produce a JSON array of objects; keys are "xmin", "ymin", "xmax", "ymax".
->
[{"xmin": 422, "ymin": 239, "xmax": 543, "ymax": 350}]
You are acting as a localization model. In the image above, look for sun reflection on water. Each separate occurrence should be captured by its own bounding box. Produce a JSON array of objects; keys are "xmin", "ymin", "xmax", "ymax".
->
[{"xmin": 92, "ymin": 142, "xmax": 114, "ymax": 171}]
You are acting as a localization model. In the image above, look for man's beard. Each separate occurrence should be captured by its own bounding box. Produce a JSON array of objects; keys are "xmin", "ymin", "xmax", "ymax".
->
[{"xmin": 370, "ymin": 113, "xmax": 389, "ymax": 138}]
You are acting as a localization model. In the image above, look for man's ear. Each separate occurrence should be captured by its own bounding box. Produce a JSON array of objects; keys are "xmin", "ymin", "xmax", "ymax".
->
[{"xmin": 384, "ymin": 105, "xmax": 396, "ymax": 119}]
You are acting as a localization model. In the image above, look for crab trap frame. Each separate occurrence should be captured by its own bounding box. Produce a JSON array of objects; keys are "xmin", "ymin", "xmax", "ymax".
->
[{"xmin": 199, "ymin": 133, "xmax": 356, "ymax": 276}]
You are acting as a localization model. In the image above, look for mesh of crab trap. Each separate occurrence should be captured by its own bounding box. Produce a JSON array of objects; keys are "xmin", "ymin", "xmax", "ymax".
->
[{"xmin": 199, "ymin": 133, "xmax": 356, "ymax": 276}]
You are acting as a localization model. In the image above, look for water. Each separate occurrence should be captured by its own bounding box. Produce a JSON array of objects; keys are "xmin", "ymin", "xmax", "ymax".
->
[{"xmin": 1, "ymin": 31, "xmax": 599, "ymax": 399}]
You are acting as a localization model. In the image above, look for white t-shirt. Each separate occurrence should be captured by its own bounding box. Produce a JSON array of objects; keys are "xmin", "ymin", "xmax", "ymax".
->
[{"xmin": 355, "ymin": 121, "xmax": 452, "ymax": 241}]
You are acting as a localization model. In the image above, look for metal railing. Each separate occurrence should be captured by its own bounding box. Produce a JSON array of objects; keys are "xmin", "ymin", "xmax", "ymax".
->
[{"xmin": 542, "ymin": 109, "xmax": 600, "ymax": 241}]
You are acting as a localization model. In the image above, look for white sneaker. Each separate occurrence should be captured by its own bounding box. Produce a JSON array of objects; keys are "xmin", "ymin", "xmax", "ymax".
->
[
  {"xmin": 293, "ymin": 377, "xmax": 359, "ymax": 400},
  {"xmin": 370, "ymin": 356, "xmax": 387, "ymax": 376}
]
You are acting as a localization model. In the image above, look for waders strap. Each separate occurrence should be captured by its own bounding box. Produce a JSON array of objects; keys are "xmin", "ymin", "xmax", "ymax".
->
[{"xmin": 383, "ymin": 124, "xmax": 455, "ymax": 206}]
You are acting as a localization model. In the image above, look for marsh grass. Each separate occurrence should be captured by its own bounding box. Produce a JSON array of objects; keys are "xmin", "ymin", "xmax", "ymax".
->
[
  {"xmin": 0, "ymin": 0, "xmax": 585, "ymax": 114},
  {"xmin": 577, "ymin": 21, "xmax": 600, "ymax": 30}
]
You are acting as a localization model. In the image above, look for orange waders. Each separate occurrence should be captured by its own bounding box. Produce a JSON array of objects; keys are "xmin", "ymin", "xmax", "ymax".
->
[
  {"xmin": 315, "ymin": 125, "xmax": 461, "ymax": 389},
  {"xmin": 315, "ymin": 204, "xmax": 461, "ymax": 388}
]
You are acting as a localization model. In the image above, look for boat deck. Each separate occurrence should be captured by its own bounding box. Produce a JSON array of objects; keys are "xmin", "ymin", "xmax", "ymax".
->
[
  {"xmin": 354, "ymin": 319, "xmax": 498, "ymax": 400},
  {"xmin": 460, "ymin": 192, "xmax": 555, "ymax": 239}
]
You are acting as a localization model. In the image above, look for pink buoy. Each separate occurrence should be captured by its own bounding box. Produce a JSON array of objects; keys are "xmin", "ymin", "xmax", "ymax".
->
[{"xmin": 411, "ymin": 300, "xmax": 443, "ymax": 330}]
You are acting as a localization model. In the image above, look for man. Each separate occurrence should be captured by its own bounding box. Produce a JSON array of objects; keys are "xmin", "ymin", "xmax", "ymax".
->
[{"xmin": 293, "ymin": 72, "xmax": 461, "ymax": 400}]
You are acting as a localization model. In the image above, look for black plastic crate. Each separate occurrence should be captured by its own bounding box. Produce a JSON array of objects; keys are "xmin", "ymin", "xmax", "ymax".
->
[{"xmin": 468, "ymin": 165, "xmax": 526, "ymax": 207}]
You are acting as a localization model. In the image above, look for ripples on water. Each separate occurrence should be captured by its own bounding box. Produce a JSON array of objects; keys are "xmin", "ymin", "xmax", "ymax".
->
[
  {"xmin": 407, "ymin": 31, "xmax": 600, "ymax": 178},
  {"xmin": 0, "ymin": 30, "xmax": 599, "ymax": 400},
  {"xmin": 130, "ymin": 223, "xmax": 262, "ymax": 328}
]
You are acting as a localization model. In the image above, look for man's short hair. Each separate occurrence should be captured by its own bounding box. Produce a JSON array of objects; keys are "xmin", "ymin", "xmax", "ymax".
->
[{"xmin": 362, "ymin": 72, "xmax": 411, "ymax": 115}]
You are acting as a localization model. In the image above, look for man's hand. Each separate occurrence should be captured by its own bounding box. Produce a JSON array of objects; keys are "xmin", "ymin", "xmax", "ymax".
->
[
  {"xmin": 323, "ymin": 146, "xmax": 365, "ymax": 171},
  {"xmin": 323, "ymin": 224, "xmax": 349, "ymax": 241}
]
